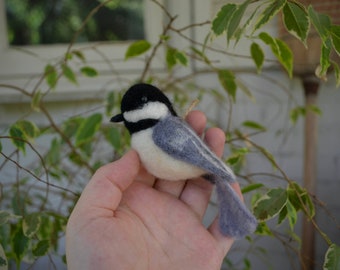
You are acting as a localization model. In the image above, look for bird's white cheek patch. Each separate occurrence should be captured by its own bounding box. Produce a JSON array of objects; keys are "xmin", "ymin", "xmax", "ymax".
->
[
  {"xmin": 123, "ymin": 102, "xmax": 169, "ymax": 123},
  {"xmin": 131, "ymin": 129, "xmax": 204, "ymax": 181}
]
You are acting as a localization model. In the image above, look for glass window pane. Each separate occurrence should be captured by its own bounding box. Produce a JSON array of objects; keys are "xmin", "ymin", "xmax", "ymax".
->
[{"xmin": 5, "ymin": 0, "xmax": 145, "ymax": 45}]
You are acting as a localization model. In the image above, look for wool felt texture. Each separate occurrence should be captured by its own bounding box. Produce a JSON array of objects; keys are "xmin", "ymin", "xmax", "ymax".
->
[
  {"xmin": 153, "ymin": 116, "xmax": 258, "ymax": 238},
  {"xmin": 111, "ymin": 83, "xmax": 258, "ymax": 238}
]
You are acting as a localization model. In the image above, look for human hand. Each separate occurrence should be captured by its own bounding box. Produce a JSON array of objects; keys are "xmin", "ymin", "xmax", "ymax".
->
[{"xmin": 66, "ymin": 110, "xmax": 243, "ymax": 270}]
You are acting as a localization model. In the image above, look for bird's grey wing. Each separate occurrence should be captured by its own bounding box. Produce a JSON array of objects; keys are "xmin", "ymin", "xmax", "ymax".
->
[
  {"xmin": 153, "ymin": 116, "xmax": 257, "ymax": 238},
  {"xmin": 152, "ymin": 116, "xmax": 235, "ymax": 183}
]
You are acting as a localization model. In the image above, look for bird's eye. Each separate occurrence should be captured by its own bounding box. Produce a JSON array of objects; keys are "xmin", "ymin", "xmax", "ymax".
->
[{"xmin": 141, "ymin": 96, "xmax": 148, "ymax": 103}]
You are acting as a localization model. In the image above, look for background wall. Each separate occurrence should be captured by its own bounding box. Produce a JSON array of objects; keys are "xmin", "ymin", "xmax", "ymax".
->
[
  {"xmin": 1, "ymin": 0, "xmax": 339, "ymax": 269},
  {"xmin": 197, "ymin": 68, "xmax": 340, "ymax": 269}
]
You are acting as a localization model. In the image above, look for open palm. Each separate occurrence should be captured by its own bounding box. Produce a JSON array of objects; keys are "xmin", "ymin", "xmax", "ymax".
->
[{"xmin": 66, "ymin": 111, "xmax": 241, "ymax": 270}]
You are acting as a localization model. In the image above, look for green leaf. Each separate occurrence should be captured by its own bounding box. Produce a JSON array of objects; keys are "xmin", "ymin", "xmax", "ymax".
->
[
  {"xmin": 0, "ymin": 211, "xmax": 11, "ymax": 226},
  {"xmin": 316, "ymin": 38, "xmax": 332, "ymax": 80},
  {"xmin": 278, "ymin": 205, "xmax": 287, "ymax": 225},
  {"xmin": 323, "ymin": 244, "xmax": 340, "ymax": 270},
  {"xmin": 259, "ymin": 32, "xmax": 293, "ymax": 77},
  {"xmin": 14, "ymin": 120, "xmax": 39, "ymax": 139},
  {"xmin": 237, "ymin": 79, "xmax": 255, "ymax": 101},
  {"xmin": 165, "ymin": 48, "xmax": 187, "ymax": 69},
  {"xmin": 308, "ymin": 105, "xmax": 322, "ymax": 116},
  {"xmin": 218, "ymin": 69, "xmax": 237, "ymax": 101},
  {"xmin": 65, "ymin": 52, "xmax": 73, "ymax": 60},
  {"xmin": 33, "ymin": 240, "xmax": 50, "ymax": 257},
  {"xmin": 125, "ymin": 40, "xmax": 151, "ymax": 60},
  {"xmin": 62, "ymin": 63, "xmax": 77, "ymax": 84},
  {"xmin": 243, "ymin": 258, "xmax": 251, "ymax": 270},
  {"xmin": 105, "ymin": 91, "xmax": 115, "ymax": 116},
  {"xmin": 174, "ymin": 51, "xmax": 188, "ymax": 66},
  {"xmin": 62, "ymin": 117, "xmax": 83, "ymax": 139},
  {"xmin": 227, "ymin": 148, "xmax": 248, "ymax": 170},
  {"xmin": 31, "ymin": 90, "xmax": 42, "ymax": 112},
  {"xmin": 211, "ymin": 4, "xmax": 237, "ymax": 35},
  {"xmin": 166, "ymin": 47, "xmax": 177, "ymax": 70},
  {"xmin": 290, "ymin": 106, "xmax": 306, "ymax": 124},
  {"xmin": 226, "ymin": 154, "xmax": 243, "ymax": 166},
  {"xmin": 242, "ymin": 120, "xmax": 266, "ymax": 131},
  {"xmin": 234, "ymin": 7, "xmax": 259, "ymax": 45},
  {"xmin": 254, "ymin": 0, "xmax": 286, "ymax": 32},
  {"xmin": 286, "ymin": 200, "xmax": 297, "ymax": 229},
  {"xmin": 332, "ymin": 61, "xmax": 340, "ymax": 87},
  {"xmin": 104, "ymin": 127, "xmax": 121, "ymax": 150},
  {"xmin": 276, "ymin": 39, "xmax": 293, "ymax": 78},
  {"xmin": 46, "ymin": 138, "xmax": 61, "ymax": 166},
  {"xmin": 308, "ymin": 6, "xmax": 331, "ymax": 44},
  {"xmin": 331, "ymin": 25, "xmax": 340, "ymax": 56},
  {"xmin": 72, "ymin": 50, "xmax": 86, "ymax": 62},
  {"xmin": 11, "ymin": 225, "xmax": 29, "ymax": 263},
  {"xmin": 253, "ymin": 188, "xmax": 288, "ymax": 221},
  {"xmin": 44, "ymin": 64, "xmax": 58, "ymax": 89},
  {"xmin": 250, "ymin": 42, "xmax": 264, "ymax": 73},
  {"xmin": 9, "ymin": 126, "xmax": 26, "ymax": 154},
  {"xmin": 160, "ymin": 35, "xmax": 170, "ymax": 41},
  {"xmin": 241, "ymin": 183, "xmax": 264, "ymax": 194},
  {"xmin": 282, "ymin": 2, "xmax": 310, "ymax": 45},
  {"xmin": 23, "ymin": 213, "xmax": 41, "ymax": 238},
  {"xmin": 0, "ymin": 243, "xmax": 8, "ymax": 270},
  {"xmin": 259, "ymin": 32, "xmax": 276, "ymax": 50},
  {"xmin": 255, "ymin": 221, "xmax": 273, "ymax": 236},
  {"xmin": 287, "ymin": 182, "xmax": 315, "ymax": 218},
  {"xmin": 80, "ymin": 66, "xmax": 98, "ymax": 77},
  {"xmin": 233, "ymin": 147, "xmax": 249, "ymax": 155},
  {"xmin": 75, "ymin": 113, "xmax": 103, "ymax": 146},
  {"xmin": 190, "ymin": 47, "xmax": 211, "ymax": 65},
  {"xmin": 227, "ymin": 0, "xmax": 251, "ymax": 43}
]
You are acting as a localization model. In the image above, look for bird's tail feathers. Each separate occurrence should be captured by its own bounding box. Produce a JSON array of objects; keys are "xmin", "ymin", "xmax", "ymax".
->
[{"xmin": 213, "ymin": 176, "xmax": 258, "ymax": 238}]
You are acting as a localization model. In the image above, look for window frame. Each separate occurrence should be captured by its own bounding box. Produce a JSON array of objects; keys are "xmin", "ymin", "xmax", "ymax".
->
[{"xmin": 0, "ymin": 0, "xmax": 165, "ymax": 100}]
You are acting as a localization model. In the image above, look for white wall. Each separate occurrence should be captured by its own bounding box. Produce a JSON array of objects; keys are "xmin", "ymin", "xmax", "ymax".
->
[
  {"xmin": 198, "ymin": 70, "xmax": 340, "ymax": 269},
  {"xmin": 1, "ymin": 0, "xmax": 339, "ymax": 269}
]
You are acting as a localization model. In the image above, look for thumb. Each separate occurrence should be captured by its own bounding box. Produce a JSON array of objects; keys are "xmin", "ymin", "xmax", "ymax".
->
[{"xmin": 75, "ymin": 150, "xmax": 141, "ymax": 214}]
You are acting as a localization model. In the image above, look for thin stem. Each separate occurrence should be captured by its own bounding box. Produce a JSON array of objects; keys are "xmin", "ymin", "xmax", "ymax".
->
[
  {"xmin": 64, "ymin": 0, "xmax": 112, "ymax": 61},
  {"xmin": 139, "ymin": 13, "xmax": 178, "ymax": 82},
  {"xmin": 0, "ymin": 84, "xmax": 32, "ymax": 96},
  {"xmin": 1, "ymin": 151, "xmax": 78, "ymax": 196}
]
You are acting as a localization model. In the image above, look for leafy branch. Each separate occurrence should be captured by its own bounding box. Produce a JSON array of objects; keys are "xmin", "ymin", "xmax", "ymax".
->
[{"xmin": 235, "ymin": 131, "xmax": 332, "ymax": 246}]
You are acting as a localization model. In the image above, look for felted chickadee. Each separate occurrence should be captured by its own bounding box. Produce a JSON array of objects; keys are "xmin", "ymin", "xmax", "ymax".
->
[{"xmin": 111, "ymin": 83, "xmax": 257, "ymax": 238}]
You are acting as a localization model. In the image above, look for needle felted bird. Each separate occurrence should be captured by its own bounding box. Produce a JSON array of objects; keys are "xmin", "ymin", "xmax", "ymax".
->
[{"xmin": 111, "ymin": 83, "xmax": 257, "ymax": 238}]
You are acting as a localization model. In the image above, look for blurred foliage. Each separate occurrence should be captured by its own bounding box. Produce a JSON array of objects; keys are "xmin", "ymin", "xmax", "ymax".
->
[{"xmin": 5, "ymin": 0, "xmax": 144, "ymax": 45}]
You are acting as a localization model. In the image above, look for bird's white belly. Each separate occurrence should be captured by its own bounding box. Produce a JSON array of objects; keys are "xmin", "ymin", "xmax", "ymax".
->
[{"xmin": 131, "ymin": 129, "xmax": 204, "ymax": 181}]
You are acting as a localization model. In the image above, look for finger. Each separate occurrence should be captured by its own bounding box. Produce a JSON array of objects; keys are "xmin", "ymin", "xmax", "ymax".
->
[
  {"xmin": 135, "ymin": 164, "xmax": 156, "ymax": 186},
  {"xmin": 180, "ymin": 127, "xmax": 226, "ymax": 218},
  {"xmin": 185, "ymin": 110, "xmax": 206, "ymax": 137},
  {"xmin": 208, "ymin": 218, "xmax": 235, "ymax": 255},
  {"xmin": 153, "ymin": 179, "xmax": 187, "ymax": 197},
  {"xmin": 74, "ymin": 150, "xmax": 141, "ymax": 215},
  {"xmin": 203, "ymin": 127, "xmax": 226, "ymax": 157},
  {"xmin": 153, "ymin": 110, "xmax": 207, "ymax": 197},
  {"xmin": 230, "ymin": 182, "xmax": 244, "ymax": 202},
  {"xmin": 179, "ymin": 178, "xmax": 213, "ymax": 218}
]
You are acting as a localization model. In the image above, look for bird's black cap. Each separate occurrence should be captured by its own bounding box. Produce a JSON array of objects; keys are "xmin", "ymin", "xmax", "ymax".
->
[{"xmin": 111, "ymin": 83, "xmax": 177, "ymax": 122}]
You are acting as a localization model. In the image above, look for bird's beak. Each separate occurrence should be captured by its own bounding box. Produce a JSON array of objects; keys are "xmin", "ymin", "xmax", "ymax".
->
[{"xmin": 110, "ymin": 113, "xmax": 124, "ymax": 122}]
